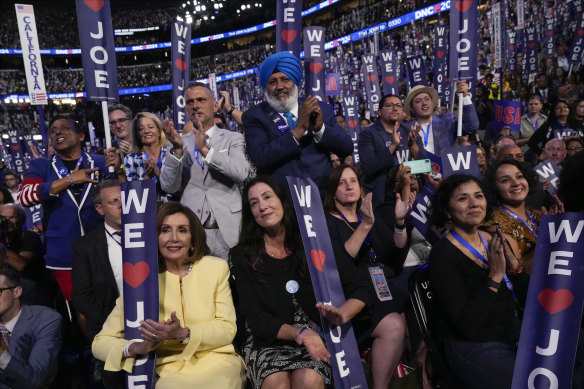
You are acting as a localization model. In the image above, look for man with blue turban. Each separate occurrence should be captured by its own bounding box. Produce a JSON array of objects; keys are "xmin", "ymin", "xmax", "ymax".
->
[{"xmin": 243, "ymin": 51, "xmax": 353, "ymax": 192}]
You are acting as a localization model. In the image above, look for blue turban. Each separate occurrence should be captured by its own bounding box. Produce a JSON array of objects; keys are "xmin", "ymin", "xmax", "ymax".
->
[{"xmin": 259, "ymin": 52, "xmax": 302, "ymax": 89}]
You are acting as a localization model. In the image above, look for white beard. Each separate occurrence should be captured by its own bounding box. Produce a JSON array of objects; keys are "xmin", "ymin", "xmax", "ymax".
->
[{"xmin": 265, "ymin": 85, "xmax": 299, "ymax": 113}]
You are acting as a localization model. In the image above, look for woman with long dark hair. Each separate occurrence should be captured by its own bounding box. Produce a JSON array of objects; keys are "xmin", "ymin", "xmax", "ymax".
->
[{"xmin": 230, "ymin": 176, "xmax": 367, "ymax": 389}]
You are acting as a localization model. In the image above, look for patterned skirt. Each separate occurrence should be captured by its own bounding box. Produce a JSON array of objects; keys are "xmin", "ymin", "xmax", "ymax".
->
[{"xmin": 242, "ymin": 297, "xmax": 332, "ymax": 388}]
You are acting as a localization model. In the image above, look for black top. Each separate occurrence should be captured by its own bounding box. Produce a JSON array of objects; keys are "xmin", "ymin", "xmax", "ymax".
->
[
  {"xmin": 325, "ymin": 212, "xmax": 410, "ymax": 330},
  {"xmin": 231, "ymin": 246, "xmax": 368, "ymax": 347},
  {"xmin": 429, "ymin": 237, "xmax": 529, "ymax": 344}
]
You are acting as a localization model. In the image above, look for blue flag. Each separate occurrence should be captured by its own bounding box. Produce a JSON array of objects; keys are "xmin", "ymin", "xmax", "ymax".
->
[
  {"xmin": 171, "ymin": 18, "xmax": 191, "ymax": 133},
  {"xmin": 512, "ymin": 213, "xmax": 584, "ymax": 389},
  {"xmin": 276, "ymin": 0, "xmax": 302, "ymax": 59},
  {"xmin": 75, "ymin": 0, "xmax": 119, "ymax": 102},
  {"xmin": 287, "ymin": 176, "xmax": 368, "ymax": 389},
  {"xmin": 303, "ymin": 27, "xmax": 326, "ymax": 101},
  {"xmin": 121, "ymin": 180, "xmax": 159, "ymax": 389}
]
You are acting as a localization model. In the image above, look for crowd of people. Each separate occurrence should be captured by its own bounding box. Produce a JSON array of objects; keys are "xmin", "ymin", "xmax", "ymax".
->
[
  {"xmin": 1, "ymin": 1, "xmax": 584, "ymax": 389},
  {"xmin": 0, "ymin": 0, "xmax": 430, "ymax": 97}
]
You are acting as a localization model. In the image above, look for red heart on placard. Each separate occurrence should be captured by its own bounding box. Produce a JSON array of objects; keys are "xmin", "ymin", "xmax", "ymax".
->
[
  {"xmin": 84, "ymin": 0, "xmax": 105, "ymax": 12},
  {"xmin": 310, "ymin": 63, "xmax": 323, "ymax": 74},
  {"xmin": 578, "ymin": 30, "xmax": 584, "ymax": 36},
  {"xmin": 175, "ymin": 59, "xmax": 187, "ymax": 72},
  {"xmin": 538, "ymin": 288, "xmax": 574, "ymax": 314},
  {"xmin": 455, "ymin": 0, "xmax": 473, "ymax": 13},
  {"xmin": 547, "ymin": 31, "xmax": 553, "ymax": 36},
  {"xmin": 510, "ymin": 45, "xmax": 516, "ymax": 50},
  {"xmin": 367, "ymin": 74, "xmax": 376, "ymax": 82},
  {"xmin": 348, "ymin": 120, "xmax": 357, "ymax": 128},
  {"xmin": 11, "ymin": 144, "xmax": 19, "ymax": 151},
  {"xmin": 437, "ymin": 50, "xmax": 445, "ymax": 59},
  {"xmin": 310, "ymin": 249, "xmax": 326, "ymax": 272},
  {"xmin": 385, "ymin": 75, "xmax": 395, "ymax": 84},
  {"xmin": 445, "ymin": 77, "xmax": 450, "ymax": 82},
  {"xmin": 528, "ymin": 42, "xmax": 536, "ymax": 48},
  {"xmin": 123, "ymin": 262, "xmax": 150, "ymax": 288},
  {"xmin": 281, "ymin": 30, "xmax": 297, "ymax": 44}
]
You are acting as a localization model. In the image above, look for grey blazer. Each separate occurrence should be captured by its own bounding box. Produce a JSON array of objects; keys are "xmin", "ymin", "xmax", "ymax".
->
[
  {"xmin": 1, "ymin": 305, "xmax": 62, "ymax": 389},
  {"xmin": 160, "ymin": 126, "xmax": 250, "ymax": 247}
]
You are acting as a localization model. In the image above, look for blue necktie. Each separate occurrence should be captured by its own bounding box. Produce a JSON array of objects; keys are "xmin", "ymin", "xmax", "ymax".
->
[{"xmin": 283, "ymin": 112, "xmax": 297, "ymax": 130}]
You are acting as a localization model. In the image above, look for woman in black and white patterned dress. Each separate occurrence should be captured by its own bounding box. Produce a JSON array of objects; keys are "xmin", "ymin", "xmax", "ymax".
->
[{"xmin": 230, "ymin": 176, "xmax": 368, "ymax": 388}]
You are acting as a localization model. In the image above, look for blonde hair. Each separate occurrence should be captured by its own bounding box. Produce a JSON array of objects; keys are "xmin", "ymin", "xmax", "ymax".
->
[{"xmin": 130, "ymin": 112, "xmax": 167, "ymax": 153}]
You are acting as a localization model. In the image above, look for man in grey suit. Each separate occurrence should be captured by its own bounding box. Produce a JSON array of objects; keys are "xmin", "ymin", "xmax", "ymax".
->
[
  {"xmin": 0, "ymin": 268, "xmax": 62, "ymax": 389},
  {"xmin": 161, "ymin": 82, "xmax": 250, "ymax": 259}
]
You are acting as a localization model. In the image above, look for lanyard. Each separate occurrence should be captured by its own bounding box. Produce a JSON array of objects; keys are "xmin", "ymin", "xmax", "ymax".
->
[
  {"xmin": 417, "ymin": 121, "xmax": 431, "ymax": 146},
  {"xmin": 450, "ymin": 230, "xmax": 517, "ymax": 301},
  {"xmin": 527, "ymin": 114, "xmax": 539, "ymax": 131},
  {"xmin": 500, "ymin": 206, "xmax": 538, "ymax": 238},
  {"xmin": 193, "ymin": 146, "xmax": 205, "ymax": 169},
  {"xmin": 337, "ymin": 210, "xmax": 377, "ymax": 262},
  {"xmin": 58, "ymin": 155, "xmax": 83, "ymax": 177}
]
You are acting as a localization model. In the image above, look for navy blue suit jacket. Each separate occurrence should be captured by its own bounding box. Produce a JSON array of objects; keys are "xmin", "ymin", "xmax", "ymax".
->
[
  {"xmin": 243, "ymin": 100, "xmax": 353, "ymax": 192},
  {"xmin": 403, "ymin": 104, "xmax": 479, "ymax": 157},
  {"xmin": 0, "ymin": 305, "xmax": 62, "ymax": 389},
  {"xmin": 359, "ymin": 121, "xmax": 427, "ymax": 205}
]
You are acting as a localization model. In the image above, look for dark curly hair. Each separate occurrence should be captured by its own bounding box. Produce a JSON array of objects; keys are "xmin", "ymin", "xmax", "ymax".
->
[
  {"xmin": 483, "ymin": 159, "xmax": 538, "ymax": 206},
  {"xmin": 430, "ymin": 174, "xmax": 491, "ymax": 228},
  {"xmin": 234, "ymin": 176, "xmax": 308, "ymax": 283}
]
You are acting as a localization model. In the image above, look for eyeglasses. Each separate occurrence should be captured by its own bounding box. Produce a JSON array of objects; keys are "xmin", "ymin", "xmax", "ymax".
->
[
  {"xmin": 568, "ymin": 145, "xmax": 583, "ymax": 151},
  {"xmin": 544, "ymin": 147, "xmax": 566, "ymax": 153},
  {"xmin": 110, "ymin": 118, "xmax": 131, "ymax": 127},
  {"xmin": 0, "ymin": 287, "xmax": 16, "ymax": 296},
  {"xmin": 382, "ymin": 103, "xmax": 403, "ymax": 109}
]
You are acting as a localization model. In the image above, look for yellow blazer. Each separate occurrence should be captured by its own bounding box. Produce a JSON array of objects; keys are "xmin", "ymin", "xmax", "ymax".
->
[{"xmin": 92, "ymin": 256, "xmax": 245, "ymax": 388}]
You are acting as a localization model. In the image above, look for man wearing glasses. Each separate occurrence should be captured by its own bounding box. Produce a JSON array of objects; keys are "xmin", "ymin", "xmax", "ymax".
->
[
  {"xmin": 359, "ymin": 94, "xmax": 427, "ymax": 205},
  {"xmin": 0, "ymin": 268, "xmax": 62, "ymax": 388},
  {"xmin": 107, "ymin": 104, "xmax": 133, "ymax": 159}
]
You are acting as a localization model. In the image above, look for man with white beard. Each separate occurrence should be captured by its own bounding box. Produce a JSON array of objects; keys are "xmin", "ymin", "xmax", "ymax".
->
[{"xmin": 243, "ymin": 51, "xmax": 353, "ymax": 193}]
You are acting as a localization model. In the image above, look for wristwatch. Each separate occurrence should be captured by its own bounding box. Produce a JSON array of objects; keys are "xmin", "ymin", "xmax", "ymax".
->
[
  {"xmin": 227, "ymin": 107, "xmax": 235, "ymax": 115},
  {"xmin": 486, "ymin": 278, "xmax": 502, "ymax": 290}
]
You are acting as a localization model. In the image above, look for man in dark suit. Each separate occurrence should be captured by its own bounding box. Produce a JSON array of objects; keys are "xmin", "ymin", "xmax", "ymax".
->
[
  {"xmin": 403, "ymin": 81, "xmax": 479, "ymax": 158},
  {"xmin": 359, "ymin": 94, "xmax": 427, "ymax": 205},
  {"xmin": 72, "ymin": 180, "xmax": 122, "ymax": 342},
  {"xmin": 242, "ymin": 51, "xmax": 353, "ymax": 192},
  {"xmin": 0, "ymin": 268, "xmax": 62, "ymax": 389},
  {"xmin": 72, "ymin": 180, "xmax": 122, "ymax": 387}
]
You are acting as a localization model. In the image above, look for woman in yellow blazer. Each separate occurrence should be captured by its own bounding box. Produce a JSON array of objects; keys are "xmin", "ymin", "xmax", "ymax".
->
[{"xmin": 92, "ymin": 202, "xmax": 245, "ymax": 388}]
